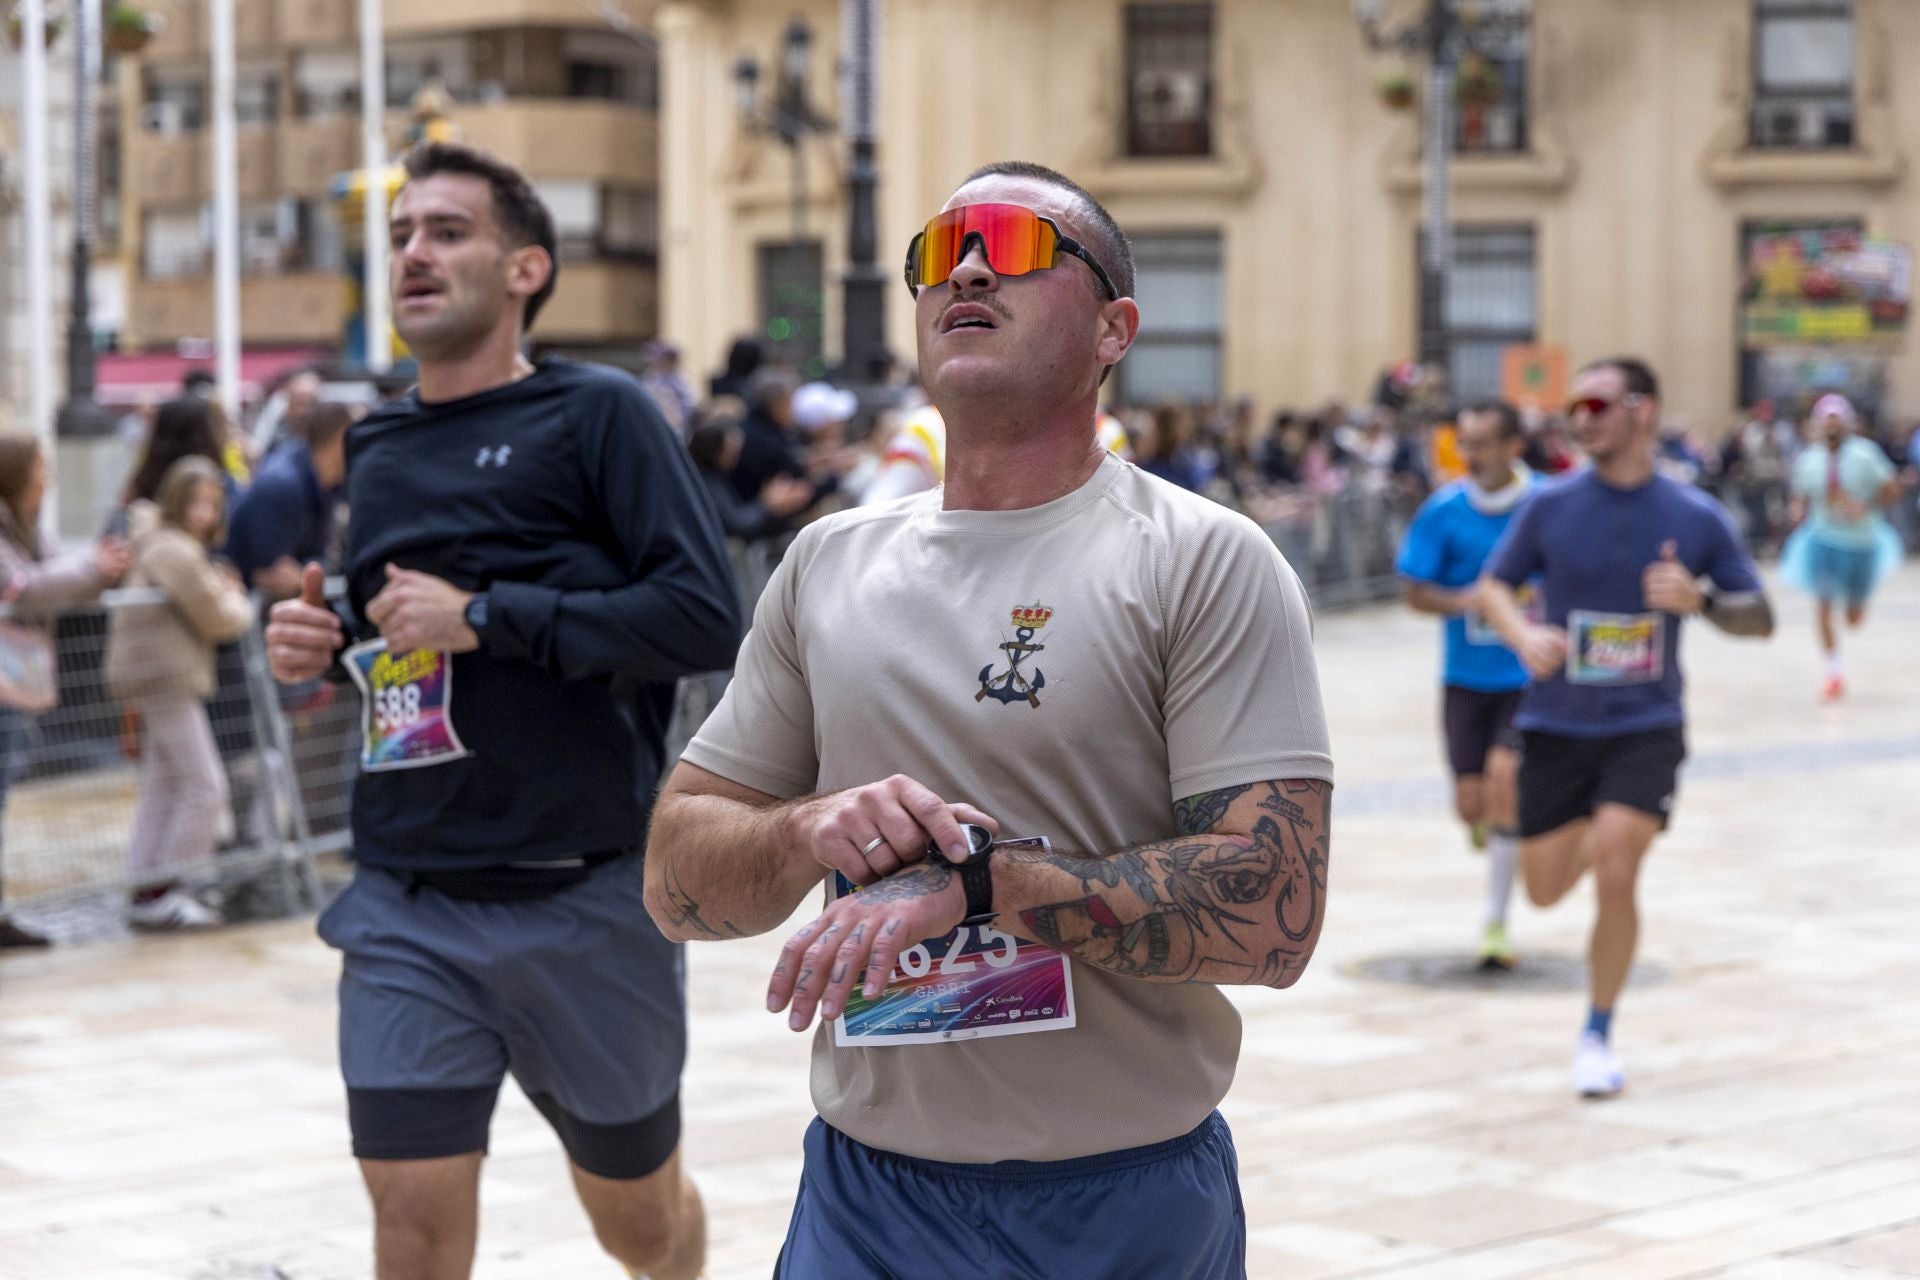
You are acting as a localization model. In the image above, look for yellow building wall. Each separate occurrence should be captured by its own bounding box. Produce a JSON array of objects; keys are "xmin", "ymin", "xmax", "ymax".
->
[{"xmin": 661, "ymin": 0, "xmax": 1919, "ymax": 428}]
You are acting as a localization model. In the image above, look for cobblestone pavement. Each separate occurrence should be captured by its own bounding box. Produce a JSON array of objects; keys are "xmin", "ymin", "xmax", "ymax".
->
[{"xmin": 2, "ymin": 567, "xmax": 1917, "ymax": 1280}]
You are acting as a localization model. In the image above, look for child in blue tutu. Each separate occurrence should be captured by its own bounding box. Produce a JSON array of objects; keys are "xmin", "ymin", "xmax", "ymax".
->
[{"xmin": 1780, "ymin": 394, "xmax": 1905, "ymax": 701}]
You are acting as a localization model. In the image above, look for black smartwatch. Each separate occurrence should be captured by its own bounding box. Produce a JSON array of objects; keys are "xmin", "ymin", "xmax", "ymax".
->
[
  {"xmin": 463, "ymin": 592, "xmax": 490, "ymax": 636},
  {"xmin": 936, "ymin": 823, "xmax": 998, "ymax": 927}
]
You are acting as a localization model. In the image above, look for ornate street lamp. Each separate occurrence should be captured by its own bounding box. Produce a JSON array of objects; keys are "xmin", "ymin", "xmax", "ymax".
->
[
  {"xmin": 733, "ymin": 19, "xmax": 830, "ymax": 241},
  {"xmin": 1353, "ymin": 0, "xmax": 1530, "ymax": 373},
  {"xmin": 733, "ymin": 5, "xmax": 887, "ymax": 389}
]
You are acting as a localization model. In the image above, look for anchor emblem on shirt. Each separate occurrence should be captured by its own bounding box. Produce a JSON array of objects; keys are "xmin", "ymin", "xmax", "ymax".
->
[{"xmin": 977, "ymin": 604, "xmax": 1051, "ymax": 707}]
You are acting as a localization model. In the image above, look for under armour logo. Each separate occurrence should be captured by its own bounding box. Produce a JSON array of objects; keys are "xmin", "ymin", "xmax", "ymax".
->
[{"xmin": 474, "ymin": 445, "xmax": 512, "ymax": 468}]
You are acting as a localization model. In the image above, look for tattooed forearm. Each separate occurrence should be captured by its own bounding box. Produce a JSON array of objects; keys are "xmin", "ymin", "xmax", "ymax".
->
[
  {"xmin": 658, "ymin": 861, "xmax": 747, "ymax": 940},
  {"xmin": 846, "ymin": 858, "xmax": 953, "ymax": 904},
  {"xmin": 1174, "ymin": 783, "xmax": 1253, "ymax": 835},
  {"xmin": 1006, "ymin": 779, "xmax": 1331, "ymax": 988}
]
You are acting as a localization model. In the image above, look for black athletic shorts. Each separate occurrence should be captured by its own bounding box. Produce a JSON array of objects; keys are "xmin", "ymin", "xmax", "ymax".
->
[
  {"xmin": 1442, "ymin": 685, "xmax": 1525, "ymax": 778},
  {"xmin": 1516, "ymin": 726, "xmax": 1688, "ymax": 838}
]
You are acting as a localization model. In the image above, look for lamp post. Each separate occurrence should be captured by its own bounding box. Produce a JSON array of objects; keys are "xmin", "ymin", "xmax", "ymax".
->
[
  {"xmin": 19, "ymin": 0, "xmax": 57, "ymax": 492},
  {"xmin": 733, "ymin": 11, "xmax": 887, "ymax": 388},
  {"xmin": 359, "ymin": 0, "xmax": 389, "ymax": 373},
  {"xmin": 57, "ymin": 0, "xmax": 114, "ymax": 437},
  {"xmin": 1352, "ymin": 0, "xmax": 1528, "ymax": 373},
  {"xmin": 733, "ymin": 19, "xmax": 829, "ymax": 241},
  {"xmin": 838, "ymin": 0, "xmax": 886, "ymax": 387}
]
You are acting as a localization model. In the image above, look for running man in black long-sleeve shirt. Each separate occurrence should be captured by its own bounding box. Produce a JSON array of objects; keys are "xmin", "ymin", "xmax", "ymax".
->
[{"xmin": 265, "ymin": 141, "xmax": 737, "ymax": 1280}]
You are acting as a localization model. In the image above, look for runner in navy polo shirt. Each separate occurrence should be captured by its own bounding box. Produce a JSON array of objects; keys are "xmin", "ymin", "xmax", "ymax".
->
[{"xmin": 1480, "ymin": 357, "xmax": 1773, "ymax": 1098}]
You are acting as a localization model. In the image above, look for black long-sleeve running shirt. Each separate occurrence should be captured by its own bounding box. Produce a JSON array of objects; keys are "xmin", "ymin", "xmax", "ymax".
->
[{"xmin": 341, "ymin": 359, "xmax": 742, "ymax": 871}]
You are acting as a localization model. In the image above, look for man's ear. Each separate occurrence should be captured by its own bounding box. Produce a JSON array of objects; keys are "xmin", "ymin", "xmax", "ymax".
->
[
  {"xmin": 507, "ymin": 243, "xmax": 553, "ymax": 308},
  {"xmin": 1636, "ymin": 397, "xmax": 1661, "ymax": 435},
  {"xmin": 1095, "ymin": 297, "xmax": 1142, "ymax": 379}
]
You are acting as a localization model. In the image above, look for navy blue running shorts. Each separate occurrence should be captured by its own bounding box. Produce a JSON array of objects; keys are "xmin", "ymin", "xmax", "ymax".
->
[{"xmin": 774, "ymin": 1110, "xmax": 1246, "ymax": 1280}]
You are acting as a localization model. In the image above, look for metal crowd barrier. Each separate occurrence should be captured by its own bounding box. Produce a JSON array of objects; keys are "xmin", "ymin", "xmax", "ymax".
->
[
  {"xmin": 1256, "ymin": 482, "xmax": 1411, "ymax": 609},
  {"xmin": 0, "ymin": 588, "xmax": 339, "ymax": 918},
  {"xmin": 2, "ymin": 491, "xmax": 1404, "ymax": 918}
]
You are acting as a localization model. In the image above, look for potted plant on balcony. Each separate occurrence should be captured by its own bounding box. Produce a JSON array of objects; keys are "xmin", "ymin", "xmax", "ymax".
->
[
  {"xmin": 1454, "ymin": 53, "xmax": 1503, "ymax": 149},
  {"xmin": 5, "ymin": 2, "xmax": 65, "ymax": 49},
  {"xmin": 1455, "ymin": 54, "xmax": 1504, "ymax": 109},
  {"xmin": 104, "ymin": 1, "xmax": 160, "ymax": 54},
  {"xmin": 1377, "ymin": 68, "xmax": 1417, "ymax": 111}
]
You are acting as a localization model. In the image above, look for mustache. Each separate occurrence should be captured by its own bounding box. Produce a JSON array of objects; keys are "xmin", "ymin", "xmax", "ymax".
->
[{"xmin": 938, "ymin": 293, "xmax": 1010, "ymax": 324}]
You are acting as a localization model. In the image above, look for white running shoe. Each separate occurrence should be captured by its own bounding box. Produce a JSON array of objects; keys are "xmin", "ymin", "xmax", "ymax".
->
[
  {"xmin": 128, "ymin": 889, "xmax": 222, "ymax": 932},
  {"xmin": 1573, "ymin": 1031, "xmax": 1624, "ymax": 1098}
]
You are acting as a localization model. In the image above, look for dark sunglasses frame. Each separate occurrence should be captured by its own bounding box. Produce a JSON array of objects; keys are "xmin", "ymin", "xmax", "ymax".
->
[{"xmin": 903, "ymin": 209, "xmax": 1120, "ymax": 302}]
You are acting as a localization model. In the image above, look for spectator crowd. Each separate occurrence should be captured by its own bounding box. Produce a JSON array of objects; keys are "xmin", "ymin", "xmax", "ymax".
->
[{"xmin": 1, "ymin": 337, "xmax": 1916, "ymax": 948}]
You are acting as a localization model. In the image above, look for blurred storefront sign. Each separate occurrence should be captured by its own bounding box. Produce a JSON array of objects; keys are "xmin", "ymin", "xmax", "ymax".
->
[
  {"xmin": 1501, "ymin": 343, "xmax": 1567, "ymax": 414},
  {"xmin": 1741, "ymin": 229, "xmax": 1909, "ymax": 350}
]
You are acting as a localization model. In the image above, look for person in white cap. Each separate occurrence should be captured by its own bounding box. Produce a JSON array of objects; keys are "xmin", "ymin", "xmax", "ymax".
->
[{"xmin": 1779, "ymin": 393, "xmax": 1904, "ymax": 701}]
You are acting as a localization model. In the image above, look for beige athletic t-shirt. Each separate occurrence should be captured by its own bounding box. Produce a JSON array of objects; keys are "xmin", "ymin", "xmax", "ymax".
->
[{"xmin": 681, "ymin": 452, "xmax": 1333, "ymax": 1162}]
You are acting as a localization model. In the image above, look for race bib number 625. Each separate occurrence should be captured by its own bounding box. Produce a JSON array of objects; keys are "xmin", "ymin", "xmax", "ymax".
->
[{"xmin": 828, "ymin": 873, "xmax": 1076, "ymax": 1048}]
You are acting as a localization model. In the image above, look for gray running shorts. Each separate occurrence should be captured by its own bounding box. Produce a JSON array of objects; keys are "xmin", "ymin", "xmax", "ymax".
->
[{"xmin": 316, "ymin": 852, "xmax": 686, "ymax": 1178}]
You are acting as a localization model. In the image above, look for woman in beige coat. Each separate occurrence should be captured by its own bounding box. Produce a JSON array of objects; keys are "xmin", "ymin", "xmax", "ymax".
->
[
  {"xmin": 105, "ymin": 457, "xmax": 253, "ymax": 930},
  {"xmin": 0, "ymin": 436, "xmax": 131, "ymax": 949}
]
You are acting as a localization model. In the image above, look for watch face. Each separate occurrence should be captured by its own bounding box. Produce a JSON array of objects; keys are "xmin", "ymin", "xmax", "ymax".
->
[
  {"xmin": 932, "ymin": 823, "xmax": 996, "ymax": 863},
  {"xmin": 959, "ymin": 823, "xmax": 994, "ymax": 862}
]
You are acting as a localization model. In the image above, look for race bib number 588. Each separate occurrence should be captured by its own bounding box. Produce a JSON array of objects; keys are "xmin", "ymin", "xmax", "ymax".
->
[{"xmin": 344, "ymin": 638, "xmax": 472, "ymax": 771}]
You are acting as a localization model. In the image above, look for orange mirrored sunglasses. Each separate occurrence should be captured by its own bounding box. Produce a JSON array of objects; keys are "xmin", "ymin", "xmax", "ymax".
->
[{"xmin": 904, "ymin": 203, "xmax": 1118, "ymax": 301}]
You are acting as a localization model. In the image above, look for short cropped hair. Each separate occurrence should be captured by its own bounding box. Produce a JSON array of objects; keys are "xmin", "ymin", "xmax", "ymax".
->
[
  {"xmin": 961, "ymin": 161, "xmax": 1135, "ymax": 301},
  {"xmin": 1581, "ymin": 356, "xmax": 1660, "ymax": 401},
  {"xmin": 402, "ymin": 141, "xmax": 559, "ymax": 330},
  {"xmin": 1464, "ymin": 399, "xmax": 1523, "ymax": 441}
]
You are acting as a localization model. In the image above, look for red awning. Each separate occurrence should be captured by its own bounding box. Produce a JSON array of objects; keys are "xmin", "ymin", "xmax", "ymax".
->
[{"xmin": 94, "ymin": 348, "xmax": 335, "ymax": 407}]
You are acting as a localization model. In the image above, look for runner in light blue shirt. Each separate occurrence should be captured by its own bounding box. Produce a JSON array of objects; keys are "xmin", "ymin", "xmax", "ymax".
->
[
  {"xmin": 1779, "ymin": 394, "xmax": 1904, "ymax": 701},
  {"xmin": 1395, "ymin": 400, "xmax": 1535, "ymax": 969}
]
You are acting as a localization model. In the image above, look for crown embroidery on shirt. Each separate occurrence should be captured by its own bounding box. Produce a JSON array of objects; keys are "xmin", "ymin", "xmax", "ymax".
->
[{"xmin": 977, "ymin": 603, "xmax": 1051, "ymax": 708}]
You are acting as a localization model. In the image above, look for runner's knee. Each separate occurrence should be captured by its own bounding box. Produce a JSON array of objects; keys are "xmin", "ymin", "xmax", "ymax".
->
[
  {"xmin": 361, "ymin": 1155, "xmax": 480, "ymax": 1241},
  {"xmin": 1453, "ymin": 779, "xmax": 1486, "ymax": 827},
  {"xmin": 1521, "ymin": 866, "xmax": 1565, "ymax": 908},
  {"xmin": 587, "ymin": 1206, "xmax": 675, "ymax": 1272},
  {"xmin": 574, "ymin": 1152, "xmax": 687, "ymax": 1270},
  {"xmin": 1520, "ymin": 846, "xmax": 1576, "ymax": 907},
  {"xmin": 1590, "ymin": 845, "xmax": 1641, "ymax": 902}
]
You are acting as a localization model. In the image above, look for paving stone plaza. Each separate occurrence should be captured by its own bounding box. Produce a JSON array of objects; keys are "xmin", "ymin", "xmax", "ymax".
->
[{"xmin": 2, "ymin": 567, "xmax": 1916, "ymax": 1279}]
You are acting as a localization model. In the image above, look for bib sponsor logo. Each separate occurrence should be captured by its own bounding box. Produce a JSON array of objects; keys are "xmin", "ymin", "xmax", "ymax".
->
[{"xmin": 1566, "ymin": 610, "xmax": 1664, "ymax": 686}]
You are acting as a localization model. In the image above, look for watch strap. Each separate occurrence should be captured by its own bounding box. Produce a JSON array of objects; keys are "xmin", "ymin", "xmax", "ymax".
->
[{"xmin": 957, "ymin": 858, "xmax": 995, "ymax": 926}]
